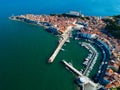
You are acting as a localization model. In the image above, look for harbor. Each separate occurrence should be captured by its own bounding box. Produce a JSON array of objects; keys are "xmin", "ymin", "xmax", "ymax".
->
[
  {"xmin": 62, "ymin": 60, "xmax": 99, "ymax": 89},
  {"xmin": 9, "ymin": 13, "xmax": 110, "ymax": 89},
  {"xmin": 9, "ymin": 11, "xmax": 120, "ymax": 89},
  {"xmin": 48, "ymin": 26, "xmax": 72, "ymax": 63},
  {"xmin": 2, "ymin": 0, "xmax": 120, "ymax": 90},
  {"xmin": 81, "ymin": 42, "xmax": 99, "ymax": 76}
]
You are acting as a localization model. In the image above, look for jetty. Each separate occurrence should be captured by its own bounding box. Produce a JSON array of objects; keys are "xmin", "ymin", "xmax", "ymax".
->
[
  {"xmin": 48, "ymin": 27, "xmax": 72, "ymax": 63},
  {"xmin": 62, "ymin": 60, "xmax": 98, "ymax": 88},
  {"xmin": 62, "ymin": 60, "xmax": 83, "ymax": 76},
  {"xmin": 82, "ymin": 43, "xmax": 98, "ymax": 76}
]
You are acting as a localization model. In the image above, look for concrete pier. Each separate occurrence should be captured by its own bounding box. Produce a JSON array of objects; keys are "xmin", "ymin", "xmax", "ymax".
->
[
  {"xmin": 62, "ymin": 60, "xmax": 83, "ymax": 76},
  {"xmin": 83, "ymin": 43, "xmax": 97, "ymax": 76},
  {"xmin": 62, "ymin": 60, "xmax": 98, "ymax": 88},
  {"xmin": 83, "ymin": 43, "xmax": 98, "ymax": 76},
  {"xmin": 83, "ymin": 52, "xmax": 96, "ymax": 76},
  {"xmin": 48, "ymin": 27, "xmax": 72, "ymax": 63}
]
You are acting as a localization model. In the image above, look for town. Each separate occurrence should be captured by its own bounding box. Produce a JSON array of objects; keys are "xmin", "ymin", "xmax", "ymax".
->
[{"xmin": 10, "ymin": 11, "xmax": 120, "ymax": 90}]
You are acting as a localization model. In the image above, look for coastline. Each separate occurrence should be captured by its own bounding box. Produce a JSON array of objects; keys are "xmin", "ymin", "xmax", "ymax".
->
[
  {"xmin": 9, "ymin": 12, "xmax": 120, "ymax": 90},
  {"xmin": 9, "ymin": 16, "xmax": 50, "ymax": 29}
]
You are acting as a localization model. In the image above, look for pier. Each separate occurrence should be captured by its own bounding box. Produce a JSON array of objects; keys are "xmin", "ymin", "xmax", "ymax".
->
[
  {"xmin": 62, "ymin": 60, "xmax": 98, "ymax": 88},
  {"xmin": 82, "ymin": 43, "xmax": 98, "ymax": 76},
  {"xmin": 83, "ymin": 53, "xmax": 96, "ymax": 76},
  {"xmin": 62, "ymin": 60, "xmax": 83, "ymax": 76},
  {"xmin": 48, "ymin": 27, "xmax": 72, "ymax": 63}
]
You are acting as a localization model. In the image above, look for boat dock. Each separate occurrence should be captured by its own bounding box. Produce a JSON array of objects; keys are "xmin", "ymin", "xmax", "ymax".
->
[
  {"xmin": 48, "ymin": 28, "xmax": 72, "ymax": 63},
  {"xmin": 62, "ymin": 60, "xmax": 98, "ymax": 88},
  {"xmin": 81, "ymin": 42, "xmax": 98, "ymax": 76},
  {"xmin": 62, "ymin": 60, "xmax": 83, "ymax": 76}
]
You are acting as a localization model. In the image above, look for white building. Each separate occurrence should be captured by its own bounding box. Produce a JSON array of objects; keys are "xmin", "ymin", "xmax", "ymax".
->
[
  {"xmin": 73, "ymin": 24, "xmax": 84, "ymax": 30},
  {"xmin": 80, "ymin": 33, "xmax": 97, "ymax": 39},
  {"xmin": 66, "ymin": 11, "xmax": 80, "ymax": 16}
]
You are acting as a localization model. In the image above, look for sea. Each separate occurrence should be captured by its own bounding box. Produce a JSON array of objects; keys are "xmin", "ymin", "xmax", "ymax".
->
[{"xmin": 0, "ymin": 0, "xmax": 120, "ymax": 90}]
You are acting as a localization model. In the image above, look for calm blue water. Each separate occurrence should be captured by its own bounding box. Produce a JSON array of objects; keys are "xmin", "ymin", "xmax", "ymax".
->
[
  {"xmin": 1, "ymin": 0, "xmax": 120, "ymax": 17},
  {"xmin": 0, "ymin": 0, "xmax": 120, "ymax": 90}
]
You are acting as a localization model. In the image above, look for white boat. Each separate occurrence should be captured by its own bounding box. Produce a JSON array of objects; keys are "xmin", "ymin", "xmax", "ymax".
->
[
  {"xmin": 61, "ymin": 48, "xmax": 65, "ymax": 51},
  {"xmin": 83, "ymin": 61, "xmax": 88, "ymax": 65},
  {"xmin": 75, "ymin": 37, "xmax": 79, "ymax": 40},
  {"xmin": 85, "ymin": 58, "xmax": 89, "ymax": 61},
  {"xmin": 69, "ymin": 62, "xmax": 73, "ymax": 66},
  {"xmin": 58, "ymin": 38, "xmax": 63, "ymax": 43},
  {"xmin": 78, "ymin": 42, "xmax": 81, "ymax": 45},
  {"xmin": 66, "ymin": 39, "xmax": 70, "ymax": 43}
]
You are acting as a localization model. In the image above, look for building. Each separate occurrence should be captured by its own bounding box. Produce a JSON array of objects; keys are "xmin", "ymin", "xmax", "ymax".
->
[
  {"xmin": 73, "ymin": 24, "xmax": 84, "ymax": 30},
  {"xmin": 105, "ymin": 68, "xmax": 114, "ymax": 76},
  {"xmin": 66, "ymin": 11, "xmax": 80, "ymax": 16},
  {"xmin": 46, "ymin": 27, "xmax": 60, "ymax": 35},
  {"xmin": 80, "ymin": 33, "xmax": 97, "ymax": 39}
]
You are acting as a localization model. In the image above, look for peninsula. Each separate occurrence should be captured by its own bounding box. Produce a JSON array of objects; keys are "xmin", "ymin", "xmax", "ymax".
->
[{"xmin": 9, "ymin": 11, "xmax": 120, "ymax": 90}]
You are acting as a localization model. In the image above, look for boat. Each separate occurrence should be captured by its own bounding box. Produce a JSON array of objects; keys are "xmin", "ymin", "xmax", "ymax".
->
[
  {"xmin": 79, "ymin": 69, "xmax": 83, "ymax": 73},
  {"xmin": 75, "ymin": 37, "xmax": 79, "ymax": 40},
  {"xmin": 79, "ymin": 70, "xmax": 82, "ymax": 73},
  {"xmin": 66, "ymin": 39, "xmax": 70, "ymax": 43},
  {"xmin": 83, "ymin": 61, "xmax": 88, "ymax": 66},
  {"xmin": 61, "ymin": 48, "xmax": 65, "ymax": 51},
  {"xmin": 66, "ymin": 67, "xmax": 70, "ymax": 70},
  {"xmin": 78, "ymin": 42, "xmax": 81, "ymax": 45},
  {"xmin": 85, "ymin": 58, "xmax": 89, "ymax": 61},
  {"xmin": 69, "ymin": 62, "xmax": 73, "ymax": 66},
  {"xmin": 58, "ymin": 38, "xmax": 63, "ymax": 43}
]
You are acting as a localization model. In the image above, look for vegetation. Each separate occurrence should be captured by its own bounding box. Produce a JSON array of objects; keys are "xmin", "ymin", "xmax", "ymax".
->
[
  {"xmin": 112, "ymin": 88, "xmax": 117, "ymax": 90},
  {"xmin": 103, "ymin": 16, "xmax": 120, "ymax": 39},
  {"xmin": 50, "ymin": 13, "xmax": 79, "ymax": 18},
  {"xmin": 118, "ymin": 67, "xmax": 120, "ymax": 73},
  {"xmin": 113, "ymin": 15, "xmax": 120, "ymax": 18},
  {"xmin": 112, "ymin": 87, "xmax": 120, "ymax": 90},
  {"xmin": 50, "ymin": 13, "xmax": 87, "ymax": 20}
]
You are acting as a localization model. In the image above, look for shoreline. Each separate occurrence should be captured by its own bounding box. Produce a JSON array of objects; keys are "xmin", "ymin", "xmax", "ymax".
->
[{"xmin": 9, "ymin": 12, "xmax": 120, "ymax": 89}]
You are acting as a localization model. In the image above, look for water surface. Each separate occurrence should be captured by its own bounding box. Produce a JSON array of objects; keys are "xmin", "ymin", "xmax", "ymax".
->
[{"xmin": 0, "ymin": 0, "xmax": 120, "ymax": 90}]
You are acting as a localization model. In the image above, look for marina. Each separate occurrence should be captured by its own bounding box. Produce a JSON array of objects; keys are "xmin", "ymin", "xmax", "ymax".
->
[
  {"xmin": 62, "ymin": 60, "xmax": 99, "ymax": 89},
  {"xmin": 1, "ymin": 0, "xmax": 120, "ymax": 90},
  {"xmin": 10, "ymin": 12, "xmax": 112, "ymax": 89},
  {"xmin": 81, "ymin": 42, "xmax": 98, "ymax": 76},
  {"xmin": 9, "ymin": 10, "xmax": 120, "ymax": 89},
  {"xmin": 48, "ymin": 26, "xmax": 72, "ymax": 63}
]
